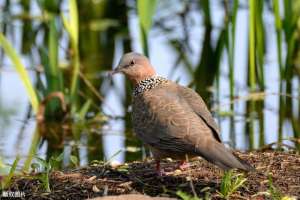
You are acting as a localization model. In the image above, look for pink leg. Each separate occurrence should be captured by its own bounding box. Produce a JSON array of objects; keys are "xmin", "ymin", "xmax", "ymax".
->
[
  {"xmin": 156, "ymin": 160, "xmax": 160, "ymax": 171},
  {"xmin": 156, "ymin": 160, "xmax": 165, "ymax": 176},
  {"xmin": 178, "ymin": 160, "xmax": 190, "ymax": 170}
]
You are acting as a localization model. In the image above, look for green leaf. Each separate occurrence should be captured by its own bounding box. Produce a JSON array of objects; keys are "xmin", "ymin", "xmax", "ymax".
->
[
  {"xmin": 0, "ymin": 33, "xmax": 39, "ymax": 113},
  {"xmin": 137, "ymin": 0, "xmax": 157, "ymax": 55},
  {"xmin": 69, "ymin": 0, "xmax": 78, "ymax": 44},
  {"xmin": 70, "ymin": 155, "xmax": 78, "ymax": 166},
  {"xmin": 78, "ymin": 99, "xmax": 92, "ymax": 120},
  {"xmin": 53, "ymin": 152, "xmax": 64, "ymax": 162},
  {"xmin": 2, "ymin": 156, "xmax": 20, "ymax": 189},
  {"xmin": 49, "ymin": 152, "xmax": 64, "ymax": 170},
  {"xmin": 61, "ymin": 0, "xmax": 80, "ymax": 113},
  {"xmin": 23, "ymin": 128, "xmax": 41, "ymax": 172},
  {"xmin": 176, "ymin": 190, "xmax": 201, "ymax": 200},
  {"xmin": 268, "ymin": 174, "xmax": 283, "ymax": 200},
  {"xmin": 30, "ymin": 163, "xmax": 41, "ymax": 171},
  {"xmin": 218, "ymin": 170, "xmax": 247, "ymax": 199},
  {"xmin": 0, "ymin": 157, "xmax": 10, "ymax": 175},
  {"xmin": 249, "ymin": 0, "xmax": 256, "ymax": 91},
  {"xmin": 48, "ymin": 17, "xmax": 63, "ymax": 91},
  {"xmin": 35, "ymin": 157, "xmax": 49, "ymax": 169},
  {"xmin": 61, "ymin": 13, "xmax": 72, "ymax": 35},
  {"xmin": 137, "ymin": 0, "xmax": 157, "ymax": 33}
]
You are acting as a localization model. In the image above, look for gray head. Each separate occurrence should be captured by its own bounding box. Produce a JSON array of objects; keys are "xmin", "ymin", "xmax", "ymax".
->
[{"xmin": 112, "ymin": 52, "xmax": 156, "ymax": 85}]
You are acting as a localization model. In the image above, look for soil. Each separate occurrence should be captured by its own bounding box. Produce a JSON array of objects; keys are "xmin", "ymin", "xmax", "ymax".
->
[{"xmin": 5, "ymin": 151, "xmax": 300, "ymax": 200}]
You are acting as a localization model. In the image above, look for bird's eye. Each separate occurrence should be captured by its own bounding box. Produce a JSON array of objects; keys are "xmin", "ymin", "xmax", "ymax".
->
[{"xmin": 130, "ymin": 60, "xmax": 135, "ymax": 66}]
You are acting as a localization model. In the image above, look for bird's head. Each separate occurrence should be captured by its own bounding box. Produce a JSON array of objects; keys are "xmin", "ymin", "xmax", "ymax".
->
[{"xmin": 111, "ymin": 52, "xmax": 156, "ymax": 85}]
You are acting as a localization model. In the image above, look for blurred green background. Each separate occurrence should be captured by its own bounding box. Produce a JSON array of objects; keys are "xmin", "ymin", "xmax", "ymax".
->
[{"xmin": 0, "ymin": 0, "xmax": 299, "ymax": 170}]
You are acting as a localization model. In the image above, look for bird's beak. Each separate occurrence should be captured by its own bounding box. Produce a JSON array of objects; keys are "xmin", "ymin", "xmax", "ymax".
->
[{"xmin": 109, "ymin": 66, "xmax": 121, "ymax": 76}]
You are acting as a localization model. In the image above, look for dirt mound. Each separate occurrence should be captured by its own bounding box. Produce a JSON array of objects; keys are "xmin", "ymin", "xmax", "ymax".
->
[{"xmin": 7, "ymin": 151, "xmax": 300, "ymax": 200}]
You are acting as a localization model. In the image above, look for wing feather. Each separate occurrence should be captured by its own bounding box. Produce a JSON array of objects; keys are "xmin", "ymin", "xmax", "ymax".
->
[
  {"xmin": 132, "ymin": 85, "xmax": 211, "ymax": 155},
  {"xmin": 176, "ymin": 85, "xmax": 222, "ymax": 142}
]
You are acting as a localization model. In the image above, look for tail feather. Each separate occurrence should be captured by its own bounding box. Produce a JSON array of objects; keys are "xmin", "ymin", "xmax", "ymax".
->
[
  {"xmin": 196, "ymin": 142, "xmax": 255, "ymax": 171},
  {"xmin": 233, "ymin": 152, "xmax": 255, "ymax": 171}
]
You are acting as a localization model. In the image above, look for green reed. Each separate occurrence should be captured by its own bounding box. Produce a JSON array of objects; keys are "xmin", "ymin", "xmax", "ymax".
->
[
  {"xmin": 224, "ymin": 0, "xmax": 239, "ymax": 147},
  {"xmin": 194, "ymin": 0, "xmax": 226, "ymax": 104},
  {"xmin": 273, "ymin": 0, "xmax": 284, "ymax": 145},
  {"xmin": 137, "ymin": 0, "xmax": 157, "ymax": 56},
  {"xmin": 0, "ymin": 33, "xmax": 39, "ymax": 113},
  {"xmin": 248, "ymin": 0, "xmax": 256, "ymax": 149},
  {"xmin": 62, "ymin": 0, "xmax": 80, "ymax": 114}
]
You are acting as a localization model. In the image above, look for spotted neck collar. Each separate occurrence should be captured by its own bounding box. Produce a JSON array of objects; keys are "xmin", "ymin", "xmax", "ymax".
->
[{"xmin": 133, "ymin": 75, "xmax": 168, "ymax": 96}]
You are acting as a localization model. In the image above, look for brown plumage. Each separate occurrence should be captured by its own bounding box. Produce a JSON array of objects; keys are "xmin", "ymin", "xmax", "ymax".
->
[{"xmin": 112, "ymin": 52, "xmax": 254, "ymax": 173}]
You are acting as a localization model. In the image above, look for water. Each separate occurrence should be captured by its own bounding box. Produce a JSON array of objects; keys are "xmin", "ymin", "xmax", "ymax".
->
[{"xmin": 0, "ymin": 0, "xmax": 297, "ymax": 167}]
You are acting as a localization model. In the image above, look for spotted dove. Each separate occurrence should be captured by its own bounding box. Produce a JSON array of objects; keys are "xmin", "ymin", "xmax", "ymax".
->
[{"xmin": 112, "ymin": 52, "xmax": 254, "ymax": 173}]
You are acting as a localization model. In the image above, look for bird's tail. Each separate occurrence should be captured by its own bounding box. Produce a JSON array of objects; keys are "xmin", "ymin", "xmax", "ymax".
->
[
  {"xmin": 232, "ymin": 152, "xmax": 255, "ymax": 172},
  {"xmin": 196, "ymin": 142, "xmax": 255, "ymax": 172}
]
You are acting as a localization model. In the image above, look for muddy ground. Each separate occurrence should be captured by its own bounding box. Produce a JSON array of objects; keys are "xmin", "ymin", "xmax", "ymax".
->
[{"xmin": 6, "ymin": 151, "xmax": 300, "ymax": 200}]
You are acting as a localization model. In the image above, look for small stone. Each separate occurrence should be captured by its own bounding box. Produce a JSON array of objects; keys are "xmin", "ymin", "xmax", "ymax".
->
[{"xmin": 92, "ymin": 185, "xmax": 100, "ymax": 193}]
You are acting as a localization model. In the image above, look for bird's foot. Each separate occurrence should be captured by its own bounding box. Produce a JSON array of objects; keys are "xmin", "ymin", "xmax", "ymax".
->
[
  {"xmin": 178, "ymin": 160, "xmax": 190, "ymax": 171},
  {"xmin": 156, "ymin": 169, "xmax": 167, "ymax": 176},
  {"xmin": 155, "ymin": 160, "xmax": 167, "ymax": 176}
]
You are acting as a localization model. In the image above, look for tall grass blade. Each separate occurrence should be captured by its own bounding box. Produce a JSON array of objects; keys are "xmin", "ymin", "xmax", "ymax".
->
[
  {"xmin": 0, "ymin": 33, "xmax": 39, "ymax": 113},
  {"xmin": 2, "ymin": 156, "xmax": 20, "ymax": 189},
  {"xmin": 273, "ymin": 0, "xmax": 284, "ymax": 145},
  {"xmin": 218, "ymin": 170, "xmax": 247, "ymax": 199},
  {"xmin": 255, "ymin": 1, "xmax": 265, "ymax": 147},
  {"xmin": 194, "ymin": 0, "xmax": 226, "ymax": 104},
  {"xmin": 255, "ymin": 0, "xmax": 265, "ymax": 89},
  {"xmin": 283, "ymin": 0, "xmax": 300, "ymax": 147},
  {"xmin": 23, "ymin": 128, "xmax": 40, "ymax": 172},
  {"xmin": 62, "ymin": 0, "xmax": 80, "ymax": 113},
  {"xmin": 49, "ymin": 17, "xmax": 63, "ymax": 91},
  {"xmin": 227, "ymin": 0, "xmax": 239, "ymax": 96},
  {"xmin": 273, "ymin": 0, "xmax": 283, "ymax": 72},
  {"xmin": 248, "ymin": 0, "xmax": 257, "ymax": 149},
  {"xmin": 225, "ymin": 0, "xmax": 239, "ymax": 147},
  {"xmin": 61, "ymin": 14, "xmax": 72, "ymax": 35},
  {"xmin": 78, "ymin": 99, "xmax": 91, "ymax": 120},
  {"xmin": 283, "ymin": 0, "xmax": 295, "ymax": 118},
  {"xmin": 199, "ymin": 0, "xmax": 211, "ymax": 26},
  {"xmin": 20, "ymin": 0, "xmax": 34, "ymax": 54},
  {"xmin": 137, "ymin": 0, "xmax": 157, "ymax": 56},
  {"xmin": 249, "ymin": 0, "xmax": 256, "ymax": 91},
  {"xmin": 195, "ymin": 27, "xmax": 226, "ymax": 103},
  {"xmin": 69, "ymin": 0, "xmax": 78, "ymax": 44},
  {"xmin": 38, "ymin": 17, "xmax": 65, "ymax": 116}
]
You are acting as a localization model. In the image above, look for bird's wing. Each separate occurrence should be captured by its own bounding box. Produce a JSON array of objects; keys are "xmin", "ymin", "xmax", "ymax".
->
[
  {"xmin": 176, "ymin": 84, "xmax": 222, "ymax": 142},
  {"xmin": 132, "ymin": 86, "xmax": 213, "ymax": 155}
]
